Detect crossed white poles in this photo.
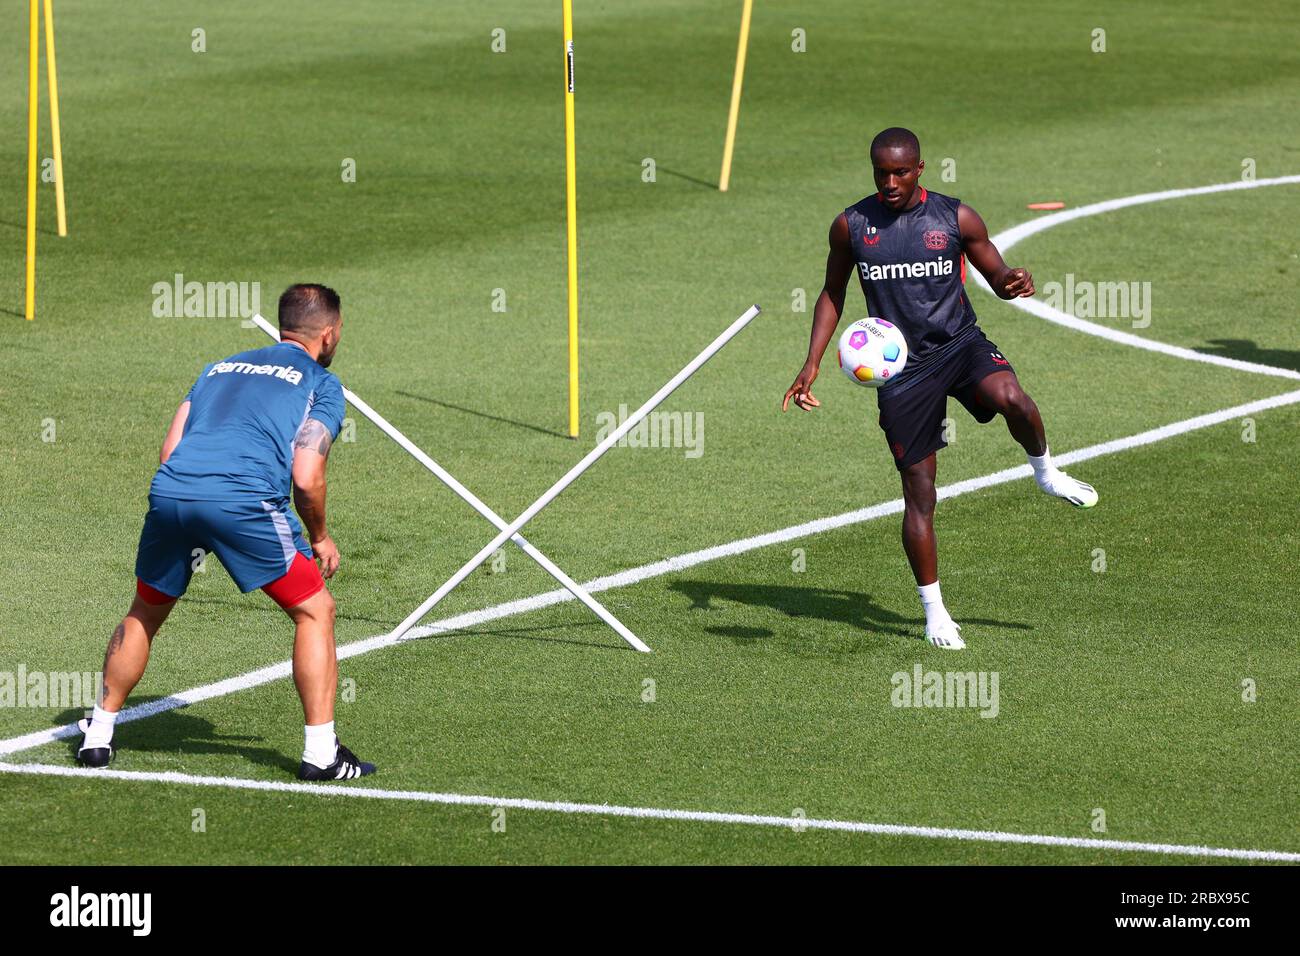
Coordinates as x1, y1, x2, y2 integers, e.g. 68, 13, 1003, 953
252, 305, 761, 653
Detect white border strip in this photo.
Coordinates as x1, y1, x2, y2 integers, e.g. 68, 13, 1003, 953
4, 386, 1299, 758
1, 760, 1295, 862
970, 174, 1300, 381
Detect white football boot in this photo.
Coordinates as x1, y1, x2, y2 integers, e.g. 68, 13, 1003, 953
924, 618, 966, 650
1036, 469, 1099, 508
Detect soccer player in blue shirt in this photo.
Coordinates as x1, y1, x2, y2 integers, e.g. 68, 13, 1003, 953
78, 284, 375, 781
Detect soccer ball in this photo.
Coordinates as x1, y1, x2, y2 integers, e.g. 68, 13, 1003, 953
837, 317, 908, 388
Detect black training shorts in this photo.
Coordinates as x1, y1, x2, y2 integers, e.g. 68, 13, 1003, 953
876, 326, 1015, 471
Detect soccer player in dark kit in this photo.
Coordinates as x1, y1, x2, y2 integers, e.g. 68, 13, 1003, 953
783, 128, 1097, 650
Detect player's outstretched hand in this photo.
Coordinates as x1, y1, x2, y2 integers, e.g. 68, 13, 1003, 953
312, 534, 340, 579
783, 363, 821, 412
1003, 267, 1035, 298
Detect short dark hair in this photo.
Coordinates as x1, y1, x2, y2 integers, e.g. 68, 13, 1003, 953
278, 283, 341, 335
870, 127, 921, 161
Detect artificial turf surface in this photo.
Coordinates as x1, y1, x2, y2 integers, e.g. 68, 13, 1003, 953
1, 0, 1297, 864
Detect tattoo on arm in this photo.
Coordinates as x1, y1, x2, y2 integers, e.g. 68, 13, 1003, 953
293, 419, 333, 457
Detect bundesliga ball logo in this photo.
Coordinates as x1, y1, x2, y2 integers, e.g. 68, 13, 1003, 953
837, 317, 909, 388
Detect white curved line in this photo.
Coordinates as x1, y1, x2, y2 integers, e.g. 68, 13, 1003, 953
7, 386, 1300, 760
969, 174, 1300, 381
5, 180, 1300, 862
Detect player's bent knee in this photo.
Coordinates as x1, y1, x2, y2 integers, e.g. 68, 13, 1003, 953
305, 588, 336, 622
900, 462, 935, 496
901, 486, 936, 519
1005, 388, 1036, 420
130, 581, 177, 630
282, 587, 334, 626
988, 384, 1029, 419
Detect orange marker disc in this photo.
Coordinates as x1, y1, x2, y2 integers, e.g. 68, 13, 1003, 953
1027, 201, 1066, 210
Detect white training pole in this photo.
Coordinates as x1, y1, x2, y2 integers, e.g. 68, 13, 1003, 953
250, 314, 651, 653
388, 304, 762, 643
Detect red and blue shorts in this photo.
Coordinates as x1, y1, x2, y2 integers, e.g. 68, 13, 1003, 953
134, 494, 324, 609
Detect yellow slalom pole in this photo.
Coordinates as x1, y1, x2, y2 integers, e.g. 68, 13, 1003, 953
44, 0, 67, 237
718, 0, 753, 193
562, 0, 579, 438
25, 0, 40, 320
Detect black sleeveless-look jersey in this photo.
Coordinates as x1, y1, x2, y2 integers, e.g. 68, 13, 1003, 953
842, 188, 980, 393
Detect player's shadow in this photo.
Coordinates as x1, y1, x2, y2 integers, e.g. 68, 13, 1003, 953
395, 391, 570, 440
181, 594, 395, 628
669, 580, 1031, 646
180, 600, 626, 651
1198, 339, 1300, 373
54, 699, 297, 775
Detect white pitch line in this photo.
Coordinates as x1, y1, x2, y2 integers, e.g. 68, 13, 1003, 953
4, 385, 1299, 759
1, 760, 1295, 863
4, 175, 1299, 862
970, 174, 1300, 381
3, 176, 1297, 763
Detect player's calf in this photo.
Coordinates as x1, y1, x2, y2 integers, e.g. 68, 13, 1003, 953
274, 577, 377, 781
898, 458, 965, 649
78, 586, 176, 767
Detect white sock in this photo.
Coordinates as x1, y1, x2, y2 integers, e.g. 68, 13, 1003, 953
84, 704, 118, 749
303, 721, 338, 768
1027, 446, 1056, 481
917, 581, 953, 629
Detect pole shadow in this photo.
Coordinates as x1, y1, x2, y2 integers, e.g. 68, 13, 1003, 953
395, 391, 569, 440
646, 163, 718, 190
0, 218, 60, 237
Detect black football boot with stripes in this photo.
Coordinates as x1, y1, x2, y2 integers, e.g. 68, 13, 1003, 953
75, 717, 115, 768
297, 738, 376, 781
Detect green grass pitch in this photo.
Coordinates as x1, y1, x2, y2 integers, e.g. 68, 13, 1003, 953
1, 0, 1298, 864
